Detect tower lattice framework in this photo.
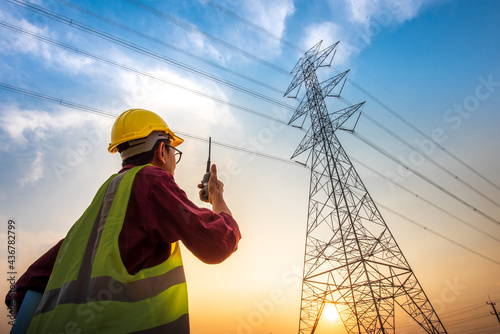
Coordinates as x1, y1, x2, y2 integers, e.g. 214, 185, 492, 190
285, 42, 447, 334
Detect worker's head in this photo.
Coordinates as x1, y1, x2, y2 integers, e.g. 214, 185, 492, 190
108, 108, 183, 173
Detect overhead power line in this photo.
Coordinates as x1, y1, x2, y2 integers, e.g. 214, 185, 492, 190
350, 155, 500, 243
5, 14, 497, 244
0, 83, 297, 166
0, 83, 116, 118
337, 95, 500, 212
440, 301, 492, 319
0, 21, 290, 125
59, 0, 500, 223
123, 0, 291, 76
353, 131, 500, 226
375, 202, 499, 266
203, 0, 304, 54
52, 0, 284, 95
487, 295, 500, 325
343, 75, 500, 194
397, 299, 500, 333
11, 0, 497, 221
6, 0, 295, 111
5, 0, 500, 326
359, 111, 500, 210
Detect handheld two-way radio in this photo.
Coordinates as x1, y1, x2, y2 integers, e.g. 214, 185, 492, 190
201, 137, 211, 201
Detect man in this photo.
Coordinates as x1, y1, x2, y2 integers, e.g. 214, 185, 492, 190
5, 108, 241, 333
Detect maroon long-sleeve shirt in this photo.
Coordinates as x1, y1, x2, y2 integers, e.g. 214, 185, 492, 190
5, 165, 241, 312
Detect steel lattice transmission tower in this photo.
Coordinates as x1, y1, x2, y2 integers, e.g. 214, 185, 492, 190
285, 41, 447, 334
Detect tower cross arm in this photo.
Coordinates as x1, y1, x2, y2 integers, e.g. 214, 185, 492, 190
329, 102, 365, 132
290, 126, 318, 160
321, 70, 349, 98
288, 95, 312, 126
284, 41, 340, 98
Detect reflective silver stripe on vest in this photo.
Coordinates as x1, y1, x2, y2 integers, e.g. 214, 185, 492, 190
78, 172, 126, 284
35, 170, 186, 315
35, 265, 185, 314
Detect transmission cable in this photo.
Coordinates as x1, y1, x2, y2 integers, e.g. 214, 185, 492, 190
203, 0, 500, 232
0, 83, 297, 166
5, 6, 499, 326
438, 303, 491, 326
337, 95, 500, 210
203, 0, 304, 54
343, 75, 500, 193
352, 131, 500, 226
359, 110, 500, 209
350, 155, 500, 243
443, 313, 490, 327
441, 301, 494, 316
0, 83, 116, 118
0, 21, 290, 126
119, 0, 500, 223
374, 201, 499, 266
452, 325, 500, 334
123, 0, 291, 76
52, 0, 284, 95
5, 12, 499, 248
6, 0, 295, 111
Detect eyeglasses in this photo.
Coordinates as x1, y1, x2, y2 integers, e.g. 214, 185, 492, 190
165, 143, 183, 164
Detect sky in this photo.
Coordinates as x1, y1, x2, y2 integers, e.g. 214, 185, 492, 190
0, 0, 499, 333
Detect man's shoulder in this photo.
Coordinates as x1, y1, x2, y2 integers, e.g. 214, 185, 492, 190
127, 165, 175, 184
121, 164, 171, 177
129, 165, 184, 201
139, 165, 168, 175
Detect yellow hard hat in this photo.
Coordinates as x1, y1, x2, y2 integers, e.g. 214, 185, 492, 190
108, 108, 183, 154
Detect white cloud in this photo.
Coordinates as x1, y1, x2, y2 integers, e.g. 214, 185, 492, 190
19, 150, 44, 187
0, 17, 50, 54
0, 14, 94, 75
195, 0, 295, 61
0, 105, 90, 149
0, 105, 107, 186
302, 0, 444, 66
115, 67, 239, 135
346, 0, 429, 26
244, 0, 295, 39
239, 0, 295, 58
303, 22, 359, 67
185, 32, 225, 63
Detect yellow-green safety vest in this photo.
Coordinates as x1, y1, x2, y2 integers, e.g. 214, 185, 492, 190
28, 165, 189, 333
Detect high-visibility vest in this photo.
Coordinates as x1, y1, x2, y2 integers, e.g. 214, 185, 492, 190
28, 165, 189, 333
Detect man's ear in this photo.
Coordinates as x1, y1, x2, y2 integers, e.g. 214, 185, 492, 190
152, 142, 165, 165
158, 142, 167, 164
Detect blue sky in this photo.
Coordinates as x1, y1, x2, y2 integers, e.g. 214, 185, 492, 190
1, 0, 500, 333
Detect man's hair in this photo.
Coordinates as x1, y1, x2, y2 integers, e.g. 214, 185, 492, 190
118, 138, 170, 167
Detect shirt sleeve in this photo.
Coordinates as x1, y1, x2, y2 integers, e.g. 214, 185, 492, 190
5, 239, 63, 314
146, 170, 241, 264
